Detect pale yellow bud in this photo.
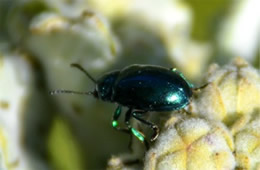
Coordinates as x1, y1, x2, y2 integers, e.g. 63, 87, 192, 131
234, 112, 260, 170
144, 115, 235, 170
189, 57, 260, 134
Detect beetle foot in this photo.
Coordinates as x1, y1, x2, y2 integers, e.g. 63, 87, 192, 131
150, 125, 159, 142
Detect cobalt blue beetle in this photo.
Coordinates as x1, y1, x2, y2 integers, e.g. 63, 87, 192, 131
50, 64, 205, 149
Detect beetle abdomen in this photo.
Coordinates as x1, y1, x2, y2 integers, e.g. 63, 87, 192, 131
113, 65, 192, 111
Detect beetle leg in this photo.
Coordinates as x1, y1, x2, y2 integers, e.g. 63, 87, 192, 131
132, 111, 159, 142
112, 105, 130, 134
192, 82, 210, 92
112, 106, 137, 151
125, 109, 150, 150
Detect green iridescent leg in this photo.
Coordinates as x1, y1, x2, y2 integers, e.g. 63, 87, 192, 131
132, 111, 159, 142
125, 109, 149, 150
112, 106, 130, 134
112, 106, 136, 151
112, 105, 121, 128
112, 106, 149, 149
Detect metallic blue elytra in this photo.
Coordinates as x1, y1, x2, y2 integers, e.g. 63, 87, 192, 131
50, 64, 196, 149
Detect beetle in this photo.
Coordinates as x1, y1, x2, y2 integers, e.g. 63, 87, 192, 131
50, 64, 205, 149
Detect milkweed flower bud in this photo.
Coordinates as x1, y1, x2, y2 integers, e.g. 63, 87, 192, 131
234, 112, 260, 170
0, 52, 45, 170
144, 115, 235, 170
28, 10, 120, 70
189, 57, 260, 134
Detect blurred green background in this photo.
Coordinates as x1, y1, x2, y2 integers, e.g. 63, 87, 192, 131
0, 0, 259, 169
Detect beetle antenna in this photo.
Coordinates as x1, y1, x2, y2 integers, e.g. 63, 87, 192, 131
49, 89, 94, 96
71, 63, 97, 84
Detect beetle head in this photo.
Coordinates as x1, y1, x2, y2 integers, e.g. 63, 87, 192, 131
96, 71, 120, 101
